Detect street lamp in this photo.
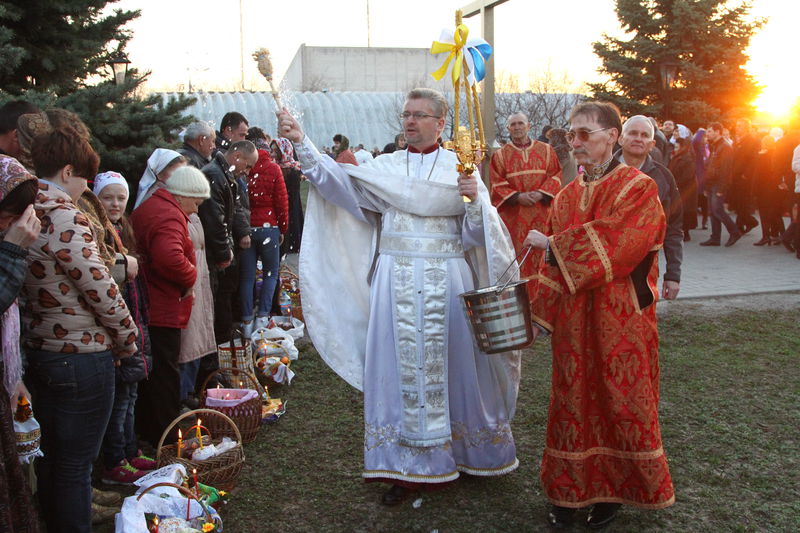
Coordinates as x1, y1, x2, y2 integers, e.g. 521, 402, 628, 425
109, 53, 131, 85
659, 59, 680, 119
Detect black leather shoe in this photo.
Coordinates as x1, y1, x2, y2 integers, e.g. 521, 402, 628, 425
586, 503, 621, 529
381, 484, 412, 506
699, 239, 720, 246
546, 505, 576, 529
724, 232, 743, 247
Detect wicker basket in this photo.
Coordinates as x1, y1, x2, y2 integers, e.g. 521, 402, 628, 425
156, 409, 245, 492
279, 263, 303, 322
217, 333, 255, 382
136, 482, 216, 524
200, 368, 263, 444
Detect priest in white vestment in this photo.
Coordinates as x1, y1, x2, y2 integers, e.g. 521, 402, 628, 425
278, 88, 522, 505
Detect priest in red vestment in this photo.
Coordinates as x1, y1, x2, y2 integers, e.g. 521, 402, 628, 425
490, 112, 561, 299
524, 102, 675, 530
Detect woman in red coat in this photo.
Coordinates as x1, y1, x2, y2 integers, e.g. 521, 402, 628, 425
130, 166, 209, 446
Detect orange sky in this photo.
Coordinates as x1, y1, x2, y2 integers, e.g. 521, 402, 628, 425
114, 0, 799, 121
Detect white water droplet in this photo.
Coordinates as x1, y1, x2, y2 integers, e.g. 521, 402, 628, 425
263, 237, 271, 244
412, 497, 423, 509
229, 165, 236, 172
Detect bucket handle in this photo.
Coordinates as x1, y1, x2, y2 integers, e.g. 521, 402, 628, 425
495, 246, 534, 293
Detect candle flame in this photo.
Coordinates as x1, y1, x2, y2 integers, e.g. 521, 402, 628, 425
178, 429, 182, 438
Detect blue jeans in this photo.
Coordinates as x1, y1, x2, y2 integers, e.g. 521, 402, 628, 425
709, 185, 740, 241
239, 226, 281, 321
25, 349, 115, 533
101, 374, 138, 468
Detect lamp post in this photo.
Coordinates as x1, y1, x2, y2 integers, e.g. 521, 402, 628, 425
109, 54, 131, 85
659, 59, 679, 120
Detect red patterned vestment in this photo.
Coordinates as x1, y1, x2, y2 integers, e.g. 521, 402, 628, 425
490, 141, 561, 294
530, 164, 675, 509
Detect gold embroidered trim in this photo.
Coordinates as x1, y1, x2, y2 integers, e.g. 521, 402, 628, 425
537, 275, 564, 295
545, 445, 666, 461
613, 174, 648, 211
532, 313, 554, 333
585, 223, 613, 284
548, 494, 676, 510
627, 277, 642, 315
457, 458, 519, 476
498, 190, 517, 207
363, 469, 459, 481
492, 180, 510, 188
507, 169, 545, 178
549, 236, 576, 295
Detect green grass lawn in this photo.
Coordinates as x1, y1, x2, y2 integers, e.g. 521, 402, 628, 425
210, 301, 799, 532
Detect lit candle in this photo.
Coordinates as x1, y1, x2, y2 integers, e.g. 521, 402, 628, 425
153, 516, 159, 533
177, 429, 182, 459
193, 468, 199, 498
196, 418, 202, 449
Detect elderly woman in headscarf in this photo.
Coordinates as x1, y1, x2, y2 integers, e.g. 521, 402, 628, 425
133, 148, 186, 208
332, 133, 358, 165
0, 156, 41, 533
270, 137, 305, 254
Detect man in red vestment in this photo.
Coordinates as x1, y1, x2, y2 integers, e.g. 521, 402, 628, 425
524, 102, 675, 529
490, 112, 561, 295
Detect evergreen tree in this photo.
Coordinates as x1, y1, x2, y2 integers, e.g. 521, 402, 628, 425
0, 0, 195, 188
0, 4, 24, 77
0, 0, 138, 94
589, 0, 763, 128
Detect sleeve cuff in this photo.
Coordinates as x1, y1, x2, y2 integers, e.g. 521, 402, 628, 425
292, 135, 322, 171
0, 241, 28, 259
464, 196, 483, 225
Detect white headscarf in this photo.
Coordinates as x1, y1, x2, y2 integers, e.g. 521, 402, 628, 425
93, 171, 129, 196
134, 148, 183, 208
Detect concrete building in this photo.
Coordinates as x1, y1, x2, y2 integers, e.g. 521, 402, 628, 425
282, 44, 450, 93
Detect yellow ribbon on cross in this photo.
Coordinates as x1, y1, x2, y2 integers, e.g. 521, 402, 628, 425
430, 23, 470, 85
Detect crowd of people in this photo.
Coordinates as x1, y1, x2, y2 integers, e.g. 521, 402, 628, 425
0, 101, 306, 532
0, 88, 799, 533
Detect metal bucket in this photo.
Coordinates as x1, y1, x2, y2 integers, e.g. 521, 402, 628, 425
460, 247, 534, 354
461, 280, 532, 354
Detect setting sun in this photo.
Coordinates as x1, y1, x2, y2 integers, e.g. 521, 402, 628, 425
746, 1, 800, 123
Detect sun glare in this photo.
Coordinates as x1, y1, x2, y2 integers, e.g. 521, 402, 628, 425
746, 2, 800, 123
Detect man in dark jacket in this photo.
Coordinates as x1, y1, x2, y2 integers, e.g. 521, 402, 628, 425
179, 121, 216, 169
200, 140, 256, 343
616, 115, 683, 299
215, 112, 249, 154
701, 122, 742, 247
731, 118, 760, 233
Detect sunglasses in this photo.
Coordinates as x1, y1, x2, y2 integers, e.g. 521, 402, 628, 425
565, 127, 611, 143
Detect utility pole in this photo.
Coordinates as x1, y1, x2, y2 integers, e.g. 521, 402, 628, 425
239, 0, 245, 90
367, 0, 371, 47
461, 0, 509, 150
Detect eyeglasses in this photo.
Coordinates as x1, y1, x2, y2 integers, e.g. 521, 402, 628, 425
565, 127, 611, 143
399, 112, 441, 121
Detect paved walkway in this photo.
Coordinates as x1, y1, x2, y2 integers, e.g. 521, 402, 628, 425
659, 219, 799, 300
285, 218, 799, 302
